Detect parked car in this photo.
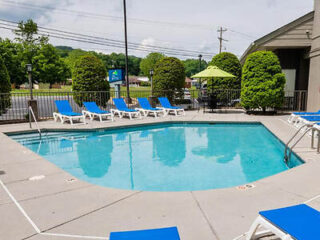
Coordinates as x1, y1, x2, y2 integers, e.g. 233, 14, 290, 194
183, 89, 191, 100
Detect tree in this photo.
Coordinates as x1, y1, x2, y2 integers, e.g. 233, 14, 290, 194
0, 56, 12, 114
55, 46, 74, 58
208, 52, 242, 90
14, 19, 48, 64
0, 38, 25, 86
72, 55, 110, 106
128, 55, 141, 76
140, 52, 164, 78
153, 57, 185, 100
64, 49, 89, 75
241, 51, 286, 112
33, 44, 70, 84
183, 58, 207, 78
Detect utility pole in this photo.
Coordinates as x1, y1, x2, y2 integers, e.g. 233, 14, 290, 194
123, 0, 131, 103
217, 27, 228, 54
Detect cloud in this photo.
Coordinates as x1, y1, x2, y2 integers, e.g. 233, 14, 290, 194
0, 0, 315, 59
0, 0, 72, 22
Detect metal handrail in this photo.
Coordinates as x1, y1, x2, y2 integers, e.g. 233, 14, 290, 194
28, 106, 41, 139
284, 124, 320, 164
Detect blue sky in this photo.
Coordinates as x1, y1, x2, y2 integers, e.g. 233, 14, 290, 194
0, 0, 314, 60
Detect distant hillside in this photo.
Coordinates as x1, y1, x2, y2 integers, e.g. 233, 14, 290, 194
55, 46, 74, 57
55, 46, 74, 51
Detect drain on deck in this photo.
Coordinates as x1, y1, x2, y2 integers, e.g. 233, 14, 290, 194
236, 184, 255, 190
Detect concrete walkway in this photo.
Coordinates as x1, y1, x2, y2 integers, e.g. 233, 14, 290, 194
1, 111, 320, 240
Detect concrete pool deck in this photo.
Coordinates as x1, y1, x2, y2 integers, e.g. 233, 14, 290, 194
1, 111, 320, 240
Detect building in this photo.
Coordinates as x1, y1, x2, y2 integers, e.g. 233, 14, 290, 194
241, 0, 320, 111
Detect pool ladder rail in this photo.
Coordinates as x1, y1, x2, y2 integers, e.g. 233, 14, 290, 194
28, 106, 42, 139
284, 123, 320, 164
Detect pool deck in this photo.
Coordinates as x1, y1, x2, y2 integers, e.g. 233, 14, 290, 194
1, 111, 320, 240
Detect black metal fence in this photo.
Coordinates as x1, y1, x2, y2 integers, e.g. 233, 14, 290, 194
281, 90, 308, 111
0, 89, 308, 123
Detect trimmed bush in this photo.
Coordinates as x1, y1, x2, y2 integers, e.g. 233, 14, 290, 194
208, 52, 242, 89
207, 52, 242, 105
0, 56, 11, 114
72, 55, 110, 106
153, 57, 185, 101
241, 51, 286, 112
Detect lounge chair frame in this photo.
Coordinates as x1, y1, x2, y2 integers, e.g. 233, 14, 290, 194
160, 107, 185, 116
246, 215, 294, 240
135, 108, 165, 118
111, 109, 142, 120
158, 97, 185, 116
82, 110, 114, 122
294, 116, 320, 129
53, 112, 86, 125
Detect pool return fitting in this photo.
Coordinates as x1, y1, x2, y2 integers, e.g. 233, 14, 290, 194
284, 123, 320, 164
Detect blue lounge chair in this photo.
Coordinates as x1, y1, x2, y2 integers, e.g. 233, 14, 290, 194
110, 227, 180, 240
136, 97, 165, 118
53, 100, 85, 125
111, 98, 141, 120
158, 97, 185, 116
247, 204, 320, 240
82, 102, 113, 122
288, 110, 320, 123
294, 115, 320, 128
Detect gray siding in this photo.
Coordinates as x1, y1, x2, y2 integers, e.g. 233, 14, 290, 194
265, 18, 314, 47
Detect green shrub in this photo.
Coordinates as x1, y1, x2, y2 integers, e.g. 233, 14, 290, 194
241, 51, 286, 112
153, 57, 185, 101
72, 55, 110, 106
0, 56, 11, 114
208, 52, 242, 105
208, 52, 242, 89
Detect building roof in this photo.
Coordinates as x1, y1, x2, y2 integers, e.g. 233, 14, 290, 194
240, 11, 314, 63
185, 77, 192, 83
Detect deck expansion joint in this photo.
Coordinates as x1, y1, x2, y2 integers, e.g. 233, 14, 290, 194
42, 191, 143, 233
190, 191, 221, 240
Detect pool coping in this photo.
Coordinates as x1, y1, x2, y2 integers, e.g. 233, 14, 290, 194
3, 119, 306, 166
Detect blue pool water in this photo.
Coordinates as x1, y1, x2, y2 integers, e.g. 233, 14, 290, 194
9, 123, 303, 191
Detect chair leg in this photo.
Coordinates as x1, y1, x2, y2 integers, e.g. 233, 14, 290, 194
246, 217, 261, 240
99, 115, 103, 122
129, 113, 132, 120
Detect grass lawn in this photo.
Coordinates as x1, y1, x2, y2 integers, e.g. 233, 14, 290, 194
10, 86, 152, 98
11, 85, 72, 93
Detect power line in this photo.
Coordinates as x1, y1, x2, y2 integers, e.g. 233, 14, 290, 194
0, 0, 258, 40
0, 0, 212, 30
0, 23, 213, 58
0, 19, 215, 57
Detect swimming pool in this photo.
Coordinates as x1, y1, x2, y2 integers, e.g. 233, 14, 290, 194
9, 122, 303, 191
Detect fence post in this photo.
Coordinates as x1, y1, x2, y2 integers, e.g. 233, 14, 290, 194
28, 99, 38, 121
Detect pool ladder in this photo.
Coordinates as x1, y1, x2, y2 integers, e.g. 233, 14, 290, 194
28, 106, 42, 139
284, 123, 320, 164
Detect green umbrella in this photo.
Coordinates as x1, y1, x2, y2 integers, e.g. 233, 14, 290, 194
191, 66, 235, 79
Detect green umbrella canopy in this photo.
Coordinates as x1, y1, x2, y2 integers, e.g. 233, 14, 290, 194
191, 66, 235, 79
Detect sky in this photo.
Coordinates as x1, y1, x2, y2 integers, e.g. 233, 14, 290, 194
0, 0, 315, 60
